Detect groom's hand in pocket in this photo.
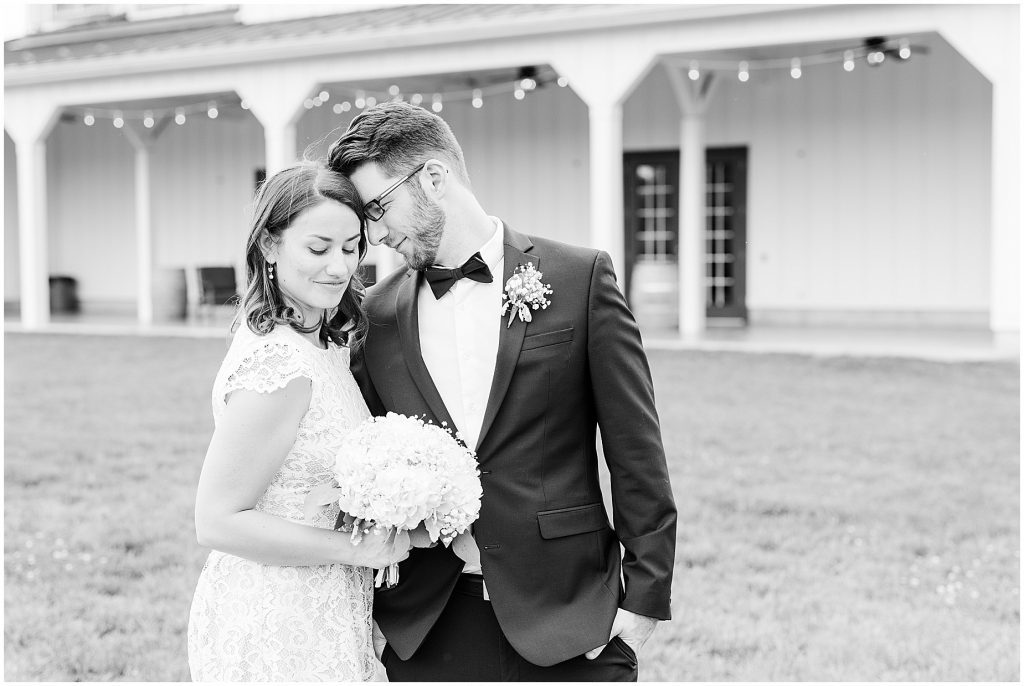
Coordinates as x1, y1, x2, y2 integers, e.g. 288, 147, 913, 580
584, 608, 659, 660
371, 620, 387, 661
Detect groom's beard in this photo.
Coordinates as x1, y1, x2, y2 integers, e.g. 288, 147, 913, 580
404, 188, 445, 271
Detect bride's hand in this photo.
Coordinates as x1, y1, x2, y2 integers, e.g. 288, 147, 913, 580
352, 527, 412, 569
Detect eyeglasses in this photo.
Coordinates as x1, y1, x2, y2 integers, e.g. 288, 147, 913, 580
362, 162, 426, 221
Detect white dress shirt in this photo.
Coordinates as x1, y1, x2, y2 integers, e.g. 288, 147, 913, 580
417, 217, 504, 577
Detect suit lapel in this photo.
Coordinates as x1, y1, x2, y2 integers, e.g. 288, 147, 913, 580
476, 225, 536, 451
395, 269, 459, 433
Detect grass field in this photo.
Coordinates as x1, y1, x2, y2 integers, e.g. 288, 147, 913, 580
3, 332, 1020, 681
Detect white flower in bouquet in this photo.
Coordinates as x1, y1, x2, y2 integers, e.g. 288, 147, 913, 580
323, 412, 482, 586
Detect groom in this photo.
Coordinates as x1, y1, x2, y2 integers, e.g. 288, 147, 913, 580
328, 102, 676, 681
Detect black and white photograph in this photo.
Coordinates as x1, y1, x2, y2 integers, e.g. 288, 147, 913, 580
3, 1, 1020, 681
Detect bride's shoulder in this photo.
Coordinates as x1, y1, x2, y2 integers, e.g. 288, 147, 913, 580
217, 324, 311, 382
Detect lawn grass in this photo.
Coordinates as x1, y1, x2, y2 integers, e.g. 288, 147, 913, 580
4, 333, 1019, 681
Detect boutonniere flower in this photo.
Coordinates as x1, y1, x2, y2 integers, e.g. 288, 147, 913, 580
501, 262, 553, 328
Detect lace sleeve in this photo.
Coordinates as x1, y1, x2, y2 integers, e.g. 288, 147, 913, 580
219, 339, 312, 404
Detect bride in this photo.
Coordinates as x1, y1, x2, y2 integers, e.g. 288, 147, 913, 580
187, 161, 410, 681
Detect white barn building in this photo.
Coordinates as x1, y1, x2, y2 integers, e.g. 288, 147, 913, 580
4, 3, 1019, 340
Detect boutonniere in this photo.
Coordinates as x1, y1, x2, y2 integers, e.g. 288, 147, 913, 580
501, 262, 553, 328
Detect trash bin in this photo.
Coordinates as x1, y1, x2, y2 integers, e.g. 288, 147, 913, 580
152, 267, 188, 321
49, 275, 80, 314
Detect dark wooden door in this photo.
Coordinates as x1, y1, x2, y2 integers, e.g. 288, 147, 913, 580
704, 147, 748, 321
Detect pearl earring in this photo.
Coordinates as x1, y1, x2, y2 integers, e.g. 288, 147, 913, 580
267, 263, 275, 280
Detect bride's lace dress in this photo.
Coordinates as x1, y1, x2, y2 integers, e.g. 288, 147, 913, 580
187, 324, 378, 681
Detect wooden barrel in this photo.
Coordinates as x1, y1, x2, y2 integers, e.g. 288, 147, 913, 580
152, 267, 187, 321
628, 261, 679, 331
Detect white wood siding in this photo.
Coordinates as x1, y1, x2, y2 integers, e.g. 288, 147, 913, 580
297, 82, 591, 248
48, 120, 136, 304
624, 34, 991, 316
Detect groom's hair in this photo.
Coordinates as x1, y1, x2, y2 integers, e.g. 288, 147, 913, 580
327, 101, 471, 188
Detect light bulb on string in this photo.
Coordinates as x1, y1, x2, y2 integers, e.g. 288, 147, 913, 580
898, 39, 911, 60
472, 88, 483, 109
365, 96, 377, 108
83, 112, 95, 126
303, 98, 314, 109
867, 50, 885, 66
340, 101, 352, 112
332, 103, 343, 114
175, 109, 186, 125
790, 57, 801, 79
556, 76, 568, 87
240, 99, 249, 110
411, 93, 424, 106
113, 111, 124, 129
354, 91, 366, 109
513, 87, 526, 100
388, 85, 400, 97
431, 94, 443, 113
520, 77, 537, 91
319, 90, 330, 101
738, 61, 749, 82
207, 103, 219, 118
688, 60, 700, 81
143, 111, 155, 128
312, 97, 323, 107
843, 50, 855, 72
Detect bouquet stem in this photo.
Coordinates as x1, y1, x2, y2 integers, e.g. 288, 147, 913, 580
374, 563, 400, 589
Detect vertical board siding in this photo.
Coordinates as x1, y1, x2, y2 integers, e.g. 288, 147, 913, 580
624, 34, 992, 314
48, 120, 136, 302
297, 81, 591, 247
5, 131, 20, 299
150, 112, 265, 271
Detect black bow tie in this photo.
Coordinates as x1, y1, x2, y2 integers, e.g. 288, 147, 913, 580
423, 252, 494, 299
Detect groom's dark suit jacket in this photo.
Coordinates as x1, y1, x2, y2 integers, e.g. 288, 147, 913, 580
351, 224, 676, 667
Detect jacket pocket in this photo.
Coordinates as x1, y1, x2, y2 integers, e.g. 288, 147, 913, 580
536, 502, 609, 539
522, 327, 574, 351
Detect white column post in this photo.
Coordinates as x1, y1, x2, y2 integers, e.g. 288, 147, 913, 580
664, 61, 719, 338
936, 8, 1020, 337
8, 101, 61, 329
123, 119, 170, 325
586, 98, 626, 278
987, 60, 1020, 337
13, 136, 50, 328
235, 79, 314, 175
550, 48, 656, 292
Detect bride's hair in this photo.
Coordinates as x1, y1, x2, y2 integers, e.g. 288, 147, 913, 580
234, 161, 369, 350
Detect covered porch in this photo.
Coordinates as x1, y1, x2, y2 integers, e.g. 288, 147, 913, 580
5, 4, 1019, 341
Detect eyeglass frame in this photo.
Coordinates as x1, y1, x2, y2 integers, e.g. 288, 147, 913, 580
361, 162, 426, 221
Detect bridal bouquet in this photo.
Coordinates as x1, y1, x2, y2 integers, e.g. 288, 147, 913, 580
320, 412, 482, 588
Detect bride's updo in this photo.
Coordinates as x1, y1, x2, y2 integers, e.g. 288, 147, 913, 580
235, 161, 369, 350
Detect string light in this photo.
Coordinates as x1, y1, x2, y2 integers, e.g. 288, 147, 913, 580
557, 76, 568, 87
207, 103, 218, 119
411, 93, 424, 105
365, 96, 377, 108
388, 85, 400, 97
513, 87, 525, 100
303, 98, 314, 109
319, 90, 330, 101
472, 88, 483, 109
143, 111, 155, 128
83, 112, 95, 126
431, 93, 443, 113
738, 61, 749, 82
112, 111, 124, 128
354, 91, 366, 109
240, 99, 249, 110
175, 108, 186, 125
674, 36, 917, 78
